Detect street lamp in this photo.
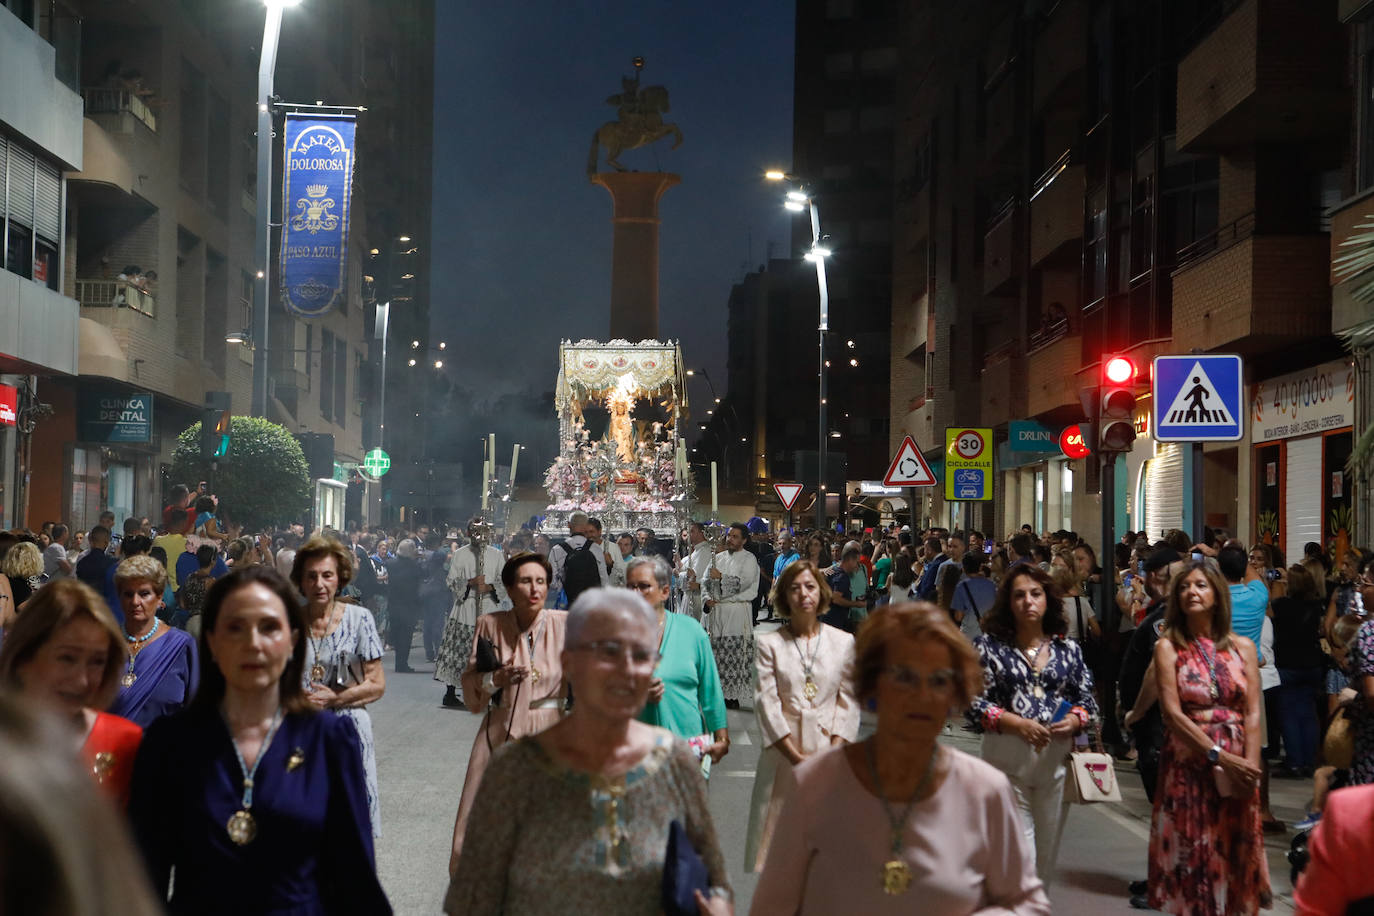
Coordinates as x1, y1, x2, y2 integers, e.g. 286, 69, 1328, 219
767, 169, 831, 531
252, 0, 304, 418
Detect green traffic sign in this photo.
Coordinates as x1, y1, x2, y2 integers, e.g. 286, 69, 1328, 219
363, 447, 391, 476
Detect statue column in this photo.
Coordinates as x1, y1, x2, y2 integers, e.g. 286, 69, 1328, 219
590, 171, 680, 342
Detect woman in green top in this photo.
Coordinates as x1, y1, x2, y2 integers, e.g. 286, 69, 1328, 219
872, 537, 895, 605
626, 555, 730, 765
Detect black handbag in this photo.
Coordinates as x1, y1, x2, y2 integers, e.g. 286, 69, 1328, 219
662, 819, 710, 916
474, 635, 501, 673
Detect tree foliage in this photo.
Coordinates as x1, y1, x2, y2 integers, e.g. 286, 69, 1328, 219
170, 416, 311, 531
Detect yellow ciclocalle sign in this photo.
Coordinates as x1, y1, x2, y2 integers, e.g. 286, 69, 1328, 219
944, 427, 992, 502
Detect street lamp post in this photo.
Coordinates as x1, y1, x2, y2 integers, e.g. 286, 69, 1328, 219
769, 171, 831, 531
252, 0, 302, 418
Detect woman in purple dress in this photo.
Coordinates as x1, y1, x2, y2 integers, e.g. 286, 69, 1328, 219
107, 555, 198, 728
129, 565, 389, 915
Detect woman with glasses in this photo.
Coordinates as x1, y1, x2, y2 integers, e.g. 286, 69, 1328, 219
967, 564, 1097, 885
751, 603, 1048, 915
626, 555, 729, 761
745, 560, 859, 873
448, 552, 569, 877
445, 587, 732, 916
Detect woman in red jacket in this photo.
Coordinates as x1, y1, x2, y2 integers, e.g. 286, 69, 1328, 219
0, 578, 142, 806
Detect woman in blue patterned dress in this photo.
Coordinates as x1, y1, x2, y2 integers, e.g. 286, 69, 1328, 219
968, 563, 1097, 885
292, 536, 387, 838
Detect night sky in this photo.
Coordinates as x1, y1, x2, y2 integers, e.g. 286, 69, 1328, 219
428, 2, 795, 412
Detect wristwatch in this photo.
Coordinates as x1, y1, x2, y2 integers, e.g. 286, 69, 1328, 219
1206, 744, 1221, 764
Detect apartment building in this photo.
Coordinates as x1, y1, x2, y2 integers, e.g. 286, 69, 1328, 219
1328, 0, 1374, 549
890, 0, 1353, 555
0, 0, 83, 529
12, 0, 432, 532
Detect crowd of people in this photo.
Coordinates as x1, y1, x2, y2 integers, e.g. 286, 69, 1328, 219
5, 482, 1374, 914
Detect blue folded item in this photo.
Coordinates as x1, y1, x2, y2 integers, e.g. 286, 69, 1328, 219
662, 819, 709, 916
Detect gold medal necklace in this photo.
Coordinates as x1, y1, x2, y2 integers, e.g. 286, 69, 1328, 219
865, 738, 940, 895
787, 622, 823, 700
308, 602, 336, 684
224, 708, 284, 845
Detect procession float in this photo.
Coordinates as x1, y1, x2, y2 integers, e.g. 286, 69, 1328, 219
541, 338, 696, 534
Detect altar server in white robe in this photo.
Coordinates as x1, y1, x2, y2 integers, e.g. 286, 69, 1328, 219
435, 518, 508, 707
679, 521, 714, 622
705, 522, 760, 705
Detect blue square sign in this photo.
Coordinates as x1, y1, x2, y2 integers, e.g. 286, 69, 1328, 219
1152, 354, 1244, 442
953, 467, 985, 499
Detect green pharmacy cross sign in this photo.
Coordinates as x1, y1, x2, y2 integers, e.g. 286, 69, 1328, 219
363, 448, 391, 477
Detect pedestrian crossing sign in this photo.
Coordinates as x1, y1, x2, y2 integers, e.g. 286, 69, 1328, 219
1152, 354, 1244, 442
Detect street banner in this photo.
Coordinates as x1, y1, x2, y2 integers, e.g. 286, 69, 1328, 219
280, 113, 356, 318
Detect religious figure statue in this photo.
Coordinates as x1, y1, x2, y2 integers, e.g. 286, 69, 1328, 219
607, 391, 637, 464
587, 57, 684, 175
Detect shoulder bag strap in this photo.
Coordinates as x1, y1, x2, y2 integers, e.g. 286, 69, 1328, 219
1074, 596, 1084, 636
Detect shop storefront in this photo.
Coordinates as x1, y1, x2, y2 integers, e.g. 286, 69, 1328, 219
999, 420, 1087, 537
1251, 359, 1356, 559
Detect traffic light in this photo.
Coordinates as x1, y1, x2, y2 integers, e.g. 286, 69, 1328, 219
1099, 355, 1138, 452
200, 392, 232, 461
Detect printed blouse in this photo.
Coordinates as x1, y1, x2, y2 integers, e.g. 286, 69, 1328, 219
967, 633, 1098, 734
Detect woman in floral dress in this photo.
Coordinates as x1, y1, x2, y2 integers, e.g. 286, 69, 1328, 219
1149, 561, 1270, 914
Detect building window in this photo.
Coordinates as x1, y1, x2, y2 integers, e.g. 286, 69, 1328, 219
0, 132, 62, 283
824, 52, 854, 78
320, 329, 333, 419
859, 106, 894, 133
1160, 136, 1219, 262
334, 337, 347, 429
860, 47, 898, 73
1358, 20, 1374, 192
824, 110, 854, 135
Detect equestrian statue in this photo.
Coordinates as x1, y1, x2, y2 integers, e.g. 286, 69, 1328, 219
587, 57, 684, 175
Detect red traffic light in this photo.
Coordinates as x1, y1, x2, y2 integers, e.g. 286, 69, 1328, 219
1104, 356, 1136, 384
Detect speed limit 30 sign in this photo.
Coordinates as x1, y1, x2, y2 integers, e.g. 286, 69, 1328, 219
945, 428, 992, 501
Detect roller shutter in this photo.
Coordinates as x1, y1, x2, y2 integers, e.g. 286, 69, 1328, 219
1284, 436, 1322, 559
34, 160, 60, 242
6, 143, 34, 228
1143, 443, 1184, 539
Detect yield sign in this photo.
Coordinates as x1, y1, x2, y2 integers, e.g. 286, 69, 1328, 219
773, 483, 804, 511
883, 436, 937, 487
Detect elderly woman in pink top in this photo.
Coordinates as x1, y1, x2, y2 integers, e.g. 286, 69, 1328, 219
751, 602, 1049, 915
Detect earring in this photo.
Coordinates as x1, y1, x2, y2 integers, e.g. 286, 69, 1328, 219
865, 696, 877, 712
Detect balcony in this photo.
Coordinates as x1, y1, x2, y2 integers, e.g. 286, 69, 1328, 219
980, 342, 1027, 428
1032, 0, 1087, 113
1328, 190, 1374, 334
1172, 217, 1331, 352
74, 278, 155, 317
983, 197, 1018, 294
1175, 0, 1345, 152
81, 88, 157, 134
1026, 331, 1083, 417
1029, 154, 1083, 267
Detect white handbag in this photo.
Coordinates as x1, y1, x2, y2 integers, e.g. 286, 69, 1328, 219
1065, 751, 1121, 803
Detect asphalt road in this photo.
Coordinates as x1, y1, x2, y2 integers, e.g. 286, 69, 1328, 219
370, 624, 1305, 915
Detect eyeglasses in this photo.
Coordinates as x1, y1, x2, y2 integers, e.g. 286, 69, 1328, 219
628, 581, 663, 593
882, 666, 958, 694
572, 640, 661, 668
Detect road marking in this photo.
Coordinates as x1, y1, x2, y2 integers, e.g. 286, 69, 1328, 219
1087, 799, 1151, 843
733, 731, 752, 746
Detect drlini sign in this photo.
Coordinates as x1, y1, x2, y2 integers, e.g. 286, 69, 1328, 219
1059, 425, 1091, 459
